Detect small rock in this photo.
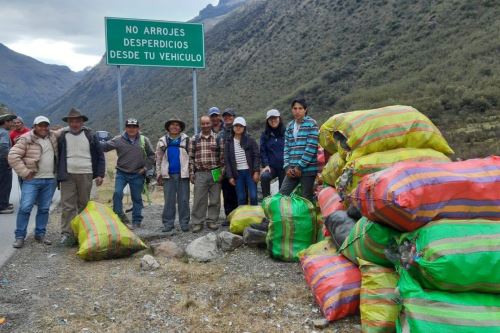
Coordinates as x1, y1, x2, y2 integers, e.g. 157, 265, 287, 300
152, 241, 185, 258
140, 255, 160, 271
218, 231, 243, 251
186, 233, 221, 262
242, 227, 267, 247
312, 318, 329, 329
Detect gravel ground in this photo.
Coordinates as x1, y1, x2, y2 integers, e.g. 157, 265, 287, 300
0, 204, 360, 333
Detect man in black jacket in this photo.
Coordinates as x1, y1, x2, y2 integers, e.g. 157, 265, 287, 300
57, 108, 105, 245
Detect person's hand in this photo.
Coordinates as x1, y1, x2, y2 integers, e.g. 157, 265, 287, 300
286, 167, 295, 178
229, 178, 236, 186
190, 175, 195, 184
261, 166, 271, 174
25, 171, 35, 180
95, 176, 104, 186
253, 172, 260, 183
293, 167, 302, 177
138, 167, 146, 175
157, 176, 163, 186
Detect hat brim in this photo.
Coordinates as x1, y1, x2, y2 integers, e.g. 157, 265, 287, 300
164, 120, 186, 132
62, 115, 89, 122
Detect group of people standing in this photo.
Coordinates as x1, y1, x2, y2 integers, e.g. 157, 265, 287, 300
0, 97, 318, 248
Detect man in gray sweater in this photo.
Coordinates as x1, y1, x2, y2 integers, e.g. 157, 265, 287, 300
101, 118, 155, 229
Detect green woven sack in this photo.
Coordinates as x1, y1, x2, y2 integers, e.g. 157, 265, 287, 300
340, 217, 399, 267
397, 269, 500, 333
263, 193, 319, 262
398, 219, 500, 293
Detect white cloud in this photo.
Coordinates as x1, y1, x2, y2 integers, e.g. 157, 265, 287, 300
0, 0, 218, 71
6, 39, 102, 71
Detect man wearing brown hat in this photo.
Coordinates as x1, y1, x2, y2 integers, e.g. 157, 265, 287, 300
101, 118, 155, 229
0, 113, 16, 214
57, 108, 105, 245
156, 117, 190, 234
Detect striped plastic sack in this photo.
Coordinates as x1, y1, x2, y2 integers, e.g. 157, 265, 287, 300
359, 259, 399, 333
339, 217, 400, 267
397, 269, 500, 333
398, 219, 500, 293
336, 148, 450, 198
71, 201, 147, 261
301, 254, 361, 321
298, 237, 337, 259
228, 205, 266, 235
319, 113, 343, 154
332, 105, 454, 161
317, 186, 345, 218
263, 193, 319, 262
350, 156, 500, 231
322, 153, 346, 186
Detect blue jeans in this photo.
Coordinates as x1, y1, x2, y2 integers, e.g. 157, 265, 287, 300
15, 178, 56, 239
235, 169, 258, 205
113, 169, 144, 225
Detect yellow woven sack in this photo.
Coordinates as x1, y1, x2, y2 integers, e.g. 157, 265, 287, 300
319, 114, 341, 154
337, 148, 451, 195
298, 237, 337, 259
321, 153, 346, 186
359, 259, 399, 333
71, 201, 147, 261
228, 205, 266, 235
334, 105, 454, 160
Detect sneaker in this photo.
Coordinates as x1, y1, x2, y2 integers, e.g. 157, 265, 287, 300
181, 226, 190, 232
0, 208, 14, 214
207, 222, 219, 231
161, 226, 174, 233
60, 234, 76, 247
118, 214, 131, 225
192, 224, 203, 233
35, 235, 52, 245
13, 239, 24, 248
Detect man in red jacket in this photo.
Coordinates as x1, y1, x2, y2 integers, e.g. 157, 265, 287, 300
9, 116, 30, 145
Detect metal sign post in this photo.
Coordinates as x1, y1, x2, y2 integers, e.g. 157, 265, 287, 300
105, 17, 205, 135
192, 69, 198, 134
116, 65, 124, 132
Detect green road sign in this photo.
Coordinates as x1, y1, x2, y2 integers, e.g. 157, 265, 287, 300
105, 17, 205, 68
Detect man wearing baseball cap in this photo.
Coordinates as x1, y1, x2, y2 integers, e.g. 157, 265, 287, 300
8, 116, 58, 248
217, 108, 238, 225
208, 107, 223, 134
57, 107, 105, 246
0, 113, 16, 214
101, 118, 155, 229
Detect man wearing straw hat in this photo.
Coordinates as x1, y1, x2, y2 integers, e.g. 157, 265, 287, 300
57, 108, 105, 246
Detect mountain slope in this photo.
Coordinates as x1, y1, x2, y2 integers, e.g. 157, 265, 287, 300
44, 0, 500, 158
0, 43, 82, 120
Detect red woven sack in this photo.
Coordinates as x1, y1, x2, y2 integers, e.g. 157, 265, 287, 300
349, 156, 500, 231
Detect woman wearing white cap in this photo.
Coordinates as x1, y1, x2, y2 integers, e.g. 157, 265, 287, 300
224, 117, 260, 205
259, 109, 285, 198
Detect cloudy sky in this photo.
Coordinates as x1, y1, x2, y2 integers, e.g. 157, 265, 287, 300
0, 0, 217, 71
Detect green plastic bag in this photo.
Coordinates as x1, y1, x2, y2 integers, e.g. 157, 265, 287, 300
339, 217, 400, 267
397, 269, 500, 333
263, 193, 319, 262
398, 219, 500, 293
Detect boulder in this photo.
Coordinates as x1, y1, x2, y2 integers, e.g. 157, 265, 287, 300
218, 231, 243, 251
152, 241, 185, 258
186, 233, 221, 262
140, 255, 160, 271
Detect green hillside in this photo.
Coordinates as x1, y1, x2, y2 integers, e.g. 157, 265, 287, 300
44, 0, 500, 158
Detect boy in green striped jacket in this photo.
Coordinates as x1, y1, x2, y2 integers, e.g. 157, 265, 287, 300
279, 98, 319, 202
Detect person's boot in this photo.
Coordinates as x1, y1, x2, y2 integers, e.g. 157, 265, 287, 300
250, 218, 269, 232
13, 239, 24, 248
35, 235, 52, 245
